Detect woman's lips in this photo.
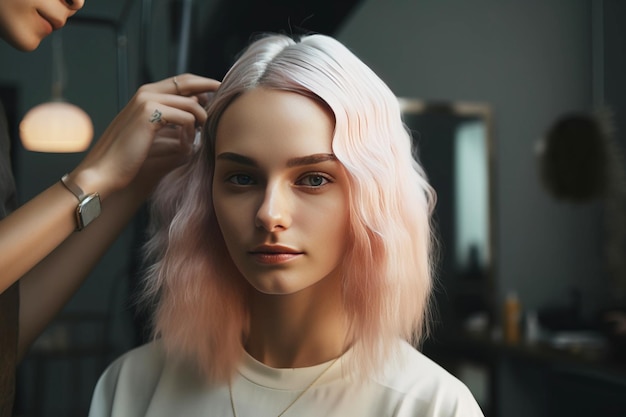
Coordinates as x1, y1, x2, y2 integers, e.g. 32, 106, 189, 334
37, 11, 64, 32
37, 13, 53, 35
249, 245, 303, 265
250, 252, 303, 264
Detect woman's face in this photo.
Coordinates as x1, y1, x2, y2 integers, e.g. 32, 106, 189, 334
213, 87, 350, 296
0, 0, 84, 51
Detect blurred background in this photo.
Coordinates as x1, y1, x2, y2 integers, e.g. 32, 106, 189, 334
1, 0, 625, 416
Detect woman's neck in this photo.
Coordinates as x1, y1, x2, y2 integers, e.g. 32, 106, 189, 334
244, 277, 349, 368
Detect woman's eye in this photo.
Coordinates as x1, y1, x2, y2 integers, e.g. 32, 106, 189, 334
227, 174, 255, 186
297, 174, 330, 187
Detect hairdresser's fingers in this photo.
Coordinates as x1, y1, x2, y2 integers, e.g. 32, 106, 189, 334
154, 123, 196, 155
135, 92, 207, 129
150, 127, 191, 158
149, 104, 199, 140
129, 135, 193, 193
171, 73, 221, 96
196, 92, 215, 110
143, 73, 220, 97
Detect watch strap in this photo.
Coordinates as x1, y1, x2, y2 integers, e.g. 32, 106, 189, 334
60, 174, 87, 201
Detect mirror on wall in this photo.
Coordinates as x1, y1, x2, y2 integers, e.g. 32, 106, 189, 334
400, 98, 496, 334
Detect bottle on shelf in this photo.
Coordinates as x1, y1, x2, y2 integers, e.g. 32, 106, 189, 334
503, 292, 521, 345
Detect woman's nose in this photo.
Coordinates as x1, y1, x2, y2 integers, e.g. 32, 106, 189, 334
255, 183, 293, 232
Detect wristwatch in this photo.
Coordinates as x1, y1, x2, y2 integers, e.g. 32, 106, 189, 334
60, 174, 102, 231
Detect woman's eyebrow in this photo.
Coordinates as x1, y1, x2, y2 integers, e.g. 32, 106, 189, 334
216, 152, 337, 167
216, 152, 257, 166
286, 153, 337, 167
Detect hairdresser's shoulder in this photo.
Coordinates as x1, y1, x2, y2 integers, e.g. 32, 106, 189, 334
374, 340, 485, 417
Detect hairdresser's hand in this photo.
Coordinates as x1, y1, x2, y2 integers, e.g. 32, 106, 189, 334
69, 73, 220, 199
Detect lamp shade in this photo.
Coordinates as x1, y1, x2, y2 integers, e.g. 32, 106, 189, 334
20, 101, 93, 153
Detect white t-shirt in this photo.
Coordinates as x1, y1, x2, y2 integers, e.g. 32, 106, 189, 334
88, 340, 484, 417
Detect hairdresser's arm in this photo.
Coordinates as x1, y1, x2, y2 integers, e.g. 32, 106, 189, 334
0, 74, 219, 359
16, 177, 149, 360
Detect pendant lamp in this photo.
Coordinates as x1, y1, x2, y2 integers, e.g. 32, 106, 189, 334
19, 32, 93, 153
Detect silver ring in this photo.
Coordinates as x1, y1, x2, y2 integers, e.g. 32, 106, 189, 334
173, 76, 181, 95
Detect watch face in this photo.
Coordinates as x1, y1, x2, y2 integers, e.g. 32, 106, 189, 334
77, 193, 102, 230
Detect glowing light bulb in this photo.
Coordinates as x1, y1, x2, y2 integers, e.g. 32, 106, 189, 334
20, 101, 93, 153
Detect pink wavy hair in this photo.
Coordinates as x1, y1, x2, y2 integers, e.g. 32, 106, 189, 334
141, 33, 437, 382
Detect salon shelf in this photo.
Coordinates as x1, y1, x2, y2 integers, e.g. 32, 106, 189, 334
432, 330, 626, 379
423, 330, 626, 417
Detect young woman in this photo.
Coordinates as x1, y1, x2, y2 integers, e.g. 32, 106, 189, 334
88, 33, 484, 417
0, 1, 219, 414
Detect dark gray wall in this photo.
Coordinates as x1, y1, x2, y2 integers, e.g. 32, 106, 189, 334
604, 0, 626, 154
